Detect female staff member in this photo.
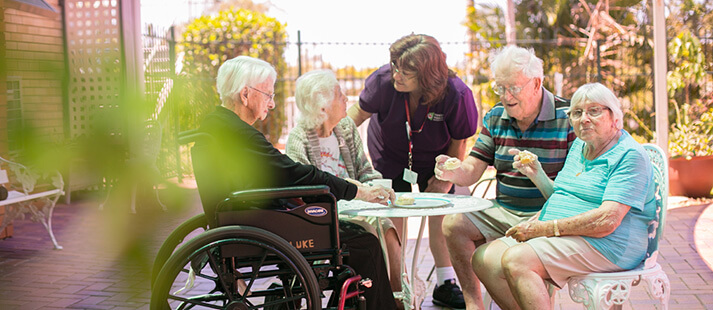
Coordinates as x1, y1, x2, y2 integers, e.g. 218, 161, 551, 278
348, 34, 478, 308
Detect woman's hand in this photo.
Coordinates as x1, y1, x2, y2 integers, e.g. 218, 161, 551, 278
355, 185, 395, 205
509, 148, 543, 180
505, 218, 548, 242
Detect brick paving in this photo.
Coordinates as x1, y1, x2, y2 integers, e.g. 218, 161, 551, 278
0, 182, 712, 309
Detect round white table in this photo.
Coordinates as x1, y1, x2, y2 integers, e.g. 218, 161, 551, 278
338, 193, 493, 310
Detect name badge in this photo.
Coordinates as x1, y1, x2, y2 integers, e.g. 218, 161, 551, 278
403, 168, 419, 184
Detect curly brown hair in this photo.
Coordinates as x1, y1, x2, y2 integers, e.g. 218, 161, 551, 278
389, 34, 455, 107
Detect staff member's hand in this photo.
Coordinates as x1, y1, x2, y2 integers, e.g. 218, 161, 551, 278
425, 176, 453, 193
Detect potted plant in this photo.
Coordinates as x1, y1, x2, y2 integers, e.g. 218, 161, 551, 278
667, 104, 713, 197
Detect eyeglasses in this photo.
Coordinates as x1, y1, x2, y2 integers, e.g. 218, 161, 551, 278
567, 106, 610, 121
492, 79, 534, 96
248, 86, 275, 101
391, 62, 416, 80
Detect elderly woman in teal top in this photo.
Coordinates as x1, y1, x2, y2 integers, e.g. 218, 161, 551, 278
286, 69, 403, 293
472, 82, 656, 309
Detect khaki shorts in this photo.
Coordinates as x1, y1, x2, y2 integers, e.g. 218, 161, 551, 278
465, 200, 539, 242
500, 236, 621, 288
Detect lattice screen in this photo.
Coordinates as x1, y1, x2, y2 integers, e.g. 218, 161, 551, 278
65, 0, 123, 139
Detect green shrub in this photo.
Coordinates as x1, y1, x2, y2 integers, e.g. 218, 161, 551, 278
179, 7, 287, 144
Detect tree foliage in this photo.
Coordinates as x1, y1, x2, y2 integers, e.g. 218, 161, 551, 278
179, 7, 287, 144
466, 2, 507, 113
466, 1, 641, 111
666, 31, 712, 157
464, 0, 712, 142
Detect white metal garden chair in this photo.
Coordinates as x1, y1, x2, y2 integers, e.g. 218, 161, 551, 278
567, 143, 671, 309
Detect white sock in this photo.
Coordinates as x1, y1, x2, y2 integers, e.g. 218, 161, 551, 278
436, 267, 457, 286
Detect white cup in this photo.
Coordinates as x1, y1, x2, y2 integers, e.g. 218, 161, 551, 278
367, 178, 392, 189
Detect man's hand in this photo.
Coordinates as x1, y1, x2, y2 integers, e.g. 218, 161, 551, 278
434, 155, 461, 182
355, 185, 395, 205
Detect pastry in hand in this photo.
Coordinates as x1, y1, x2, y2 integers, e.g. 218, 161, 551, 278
443, 157, 461, 170
518, 150, 536, 165
394, 194, 415, 205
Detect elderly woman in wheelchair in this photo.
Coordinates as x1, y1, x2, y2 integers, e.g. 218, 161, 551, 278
151, 56, 399, 309
471, 83, 657, 309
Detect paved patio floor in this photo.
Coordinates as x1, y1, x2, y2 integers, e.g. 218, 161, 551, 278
1, 181, 712, 309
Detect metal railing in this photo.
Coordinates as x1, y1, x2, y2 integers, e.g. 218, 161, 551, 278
142, 27, 713, 181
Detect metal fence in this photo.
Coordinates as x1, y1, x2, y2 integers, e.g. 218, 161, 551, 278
144, 27, 713, 180
142, 24, 181, 180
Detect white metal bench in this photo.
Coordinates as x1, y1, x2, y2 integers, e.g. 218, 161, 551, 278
0, 155, 65, 250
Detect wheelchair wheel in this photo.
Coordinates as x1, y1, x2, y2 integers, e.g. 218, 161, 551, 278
151, 225, 321, 310
151, 213, 209, 288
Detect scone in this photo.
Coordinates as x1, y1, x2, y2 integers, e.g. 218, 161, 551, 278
518, 150, 536, 164
443, 157, 461, 170
395, 194, 415, 205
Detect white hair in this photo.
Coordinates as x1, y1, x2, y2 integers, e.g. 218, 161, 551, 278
216, 56, 277, 109
294, 70, 339, 129
570, 82, 624, 129
489, 45, 544, 82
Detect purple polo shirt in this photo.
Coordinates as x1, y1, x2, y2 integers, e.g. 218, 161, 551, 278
359, 65, 478, 179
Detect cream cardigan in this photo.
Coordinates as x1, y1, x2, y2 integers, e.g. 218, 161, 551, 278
286, 117, 382, 183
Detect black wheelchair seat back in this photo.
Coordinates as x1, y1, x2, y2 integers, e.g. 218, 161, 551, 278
215, 186, 341, 256
188, 131, 346, 264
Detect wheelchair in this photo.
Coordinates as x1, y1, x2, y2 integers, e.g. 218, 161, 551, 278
150, 130, 370, 310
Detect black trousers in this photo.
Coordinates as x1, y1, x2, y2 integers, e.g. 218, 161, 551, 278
338, 221, 397, 310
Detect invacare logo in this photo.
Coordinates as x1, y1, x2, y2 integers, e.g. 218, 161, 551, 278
305, 206, 328, 217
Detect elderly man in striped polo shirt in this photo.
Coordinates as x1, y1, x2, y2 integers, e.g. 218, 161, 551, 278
434, 45, 576, 310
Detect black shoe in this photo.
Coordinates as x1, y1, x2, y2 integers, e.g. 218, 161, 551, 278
432, 279, 465, 309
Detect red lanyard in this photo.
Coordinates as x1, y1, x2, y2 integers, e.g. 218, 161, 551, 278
404, 98, 430, 170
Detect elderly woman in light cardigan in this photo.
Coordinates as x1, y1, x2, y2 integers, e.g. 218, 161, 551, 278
286, 69, 403, 292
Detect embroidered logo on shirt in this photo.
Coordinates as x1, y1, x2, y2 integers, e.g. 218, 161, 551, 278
428, 112, 444, 121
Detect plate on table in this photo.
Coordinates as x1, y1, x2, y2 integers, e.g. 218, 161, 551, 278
393, 197, 451, 208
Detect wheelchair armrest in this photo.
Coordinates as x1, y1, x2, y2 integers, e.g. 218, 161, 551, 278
227, 185, 330, 201
215, 185, 342, 254
217, 185, 332, 213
